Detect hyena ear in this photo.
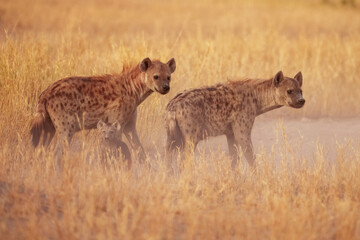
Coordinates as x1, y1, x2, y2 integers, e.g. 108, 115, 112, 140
273, 71, 284, 87
140, 58, 152, 72
112, 121, 121, 131
294, 72, 303, 87
167, 58, 176, 73
97, 120, 105, 130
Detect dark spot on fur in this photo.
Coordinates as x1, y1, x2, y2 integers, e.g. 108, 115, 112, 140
81, 78, 91, 82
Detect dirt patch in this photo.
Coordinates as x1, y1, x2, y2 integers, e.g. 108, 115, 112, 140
196, 117, 360, 162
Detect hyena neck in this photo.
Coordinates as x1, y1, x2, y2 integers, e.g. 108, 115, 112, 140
253, 79, 282, 116
131, 74, 153, 105
115, 65, 153, 105
137, 81, 154, 105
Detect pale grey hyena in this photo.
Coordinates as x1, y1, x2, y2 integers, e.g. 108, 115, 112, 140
165, 71, 305, 168
30, 57, 176, 168
97, 120, 131, 169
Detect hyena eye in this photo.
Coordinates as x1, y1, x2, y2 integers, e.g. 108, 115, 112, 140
300, 90, 303, 94
167, 76, 171, 81
153, 75, 159, 80
287, 90, 293, 94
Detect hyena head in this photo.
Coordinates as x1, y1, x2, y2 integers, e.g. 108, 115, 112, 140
97, 120, 121, 142
139, 57, 176, 94
273, 71, 305, 109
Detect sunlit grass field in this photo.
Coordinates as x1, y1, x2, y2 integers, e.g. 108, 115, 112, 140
0, 0, 360, 239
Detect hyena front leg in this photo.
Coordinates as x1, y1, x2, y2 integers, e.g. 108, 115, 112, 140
123, 111, 146, 162
232, 122, 256, 169
238, 135, 255, 168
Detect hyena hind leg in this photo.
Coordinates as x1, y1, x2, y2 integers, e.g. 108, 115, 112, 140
226, 131, 239, 169
53, 130, 75, 174
165, 119, 185, 173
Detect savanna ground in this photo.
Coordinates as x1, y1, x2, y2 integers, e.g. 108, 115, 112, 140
1, 0, 360, 239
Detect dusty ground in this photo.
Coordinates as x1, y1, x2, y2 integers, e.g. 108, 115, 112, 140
195, 117, 360, 164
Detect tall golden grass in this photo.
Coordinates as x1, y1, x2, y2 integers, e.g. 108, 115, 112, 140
0, 0, 360, 239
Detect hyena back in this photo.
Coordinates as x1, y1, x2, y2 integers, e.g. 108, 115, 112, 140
165, 71, 305, 168
30, 57, 176, 165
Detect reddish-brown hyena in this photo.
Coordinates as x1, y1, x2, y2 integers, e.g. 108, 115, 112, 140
165, 71, 305, 168
30, 57, 176, 167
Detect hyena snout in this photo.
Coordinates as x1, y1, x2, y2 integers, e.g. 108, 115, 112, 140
298, 98, 305, 106
155, 83, 170, 94
292, 97, 305, 108
161, 84, 170, 93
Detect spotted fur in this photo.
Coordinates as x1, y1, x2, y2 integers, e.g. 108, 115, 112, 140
165, 71, 305, 168
30, 57, 176, 166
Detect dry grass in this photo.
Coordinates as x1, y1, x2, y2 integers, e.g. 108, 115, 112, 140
0, 0, 360, 239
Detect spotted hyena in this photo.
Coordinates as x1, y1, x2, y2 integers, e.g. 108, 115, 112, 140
97, 120, 131, 169
165, 71, 305, 168
30, 57, 176, 167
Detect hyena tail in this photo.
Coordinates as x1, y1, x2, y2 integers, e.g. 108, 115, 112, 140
165, 111, 184, 152
30, 101, 55, 148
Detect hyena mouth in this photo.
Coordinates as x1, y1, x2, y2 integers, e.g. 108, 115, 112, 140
155, 87, 170, 95
290, 102, 305, 108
